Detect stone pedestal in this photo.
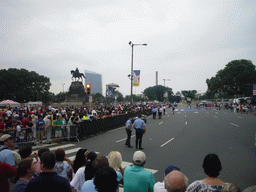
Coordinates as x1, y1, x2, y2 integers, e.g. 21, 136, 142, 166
65, 81, 86, 104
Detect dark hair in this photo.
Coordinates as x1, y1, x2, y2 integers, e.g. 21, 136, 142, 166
93, 156, 109, 170
17, 158, 33, 178
55, 148, 65, 162
38, 148, 50, 160
202, 154, 222, 177
19, 145, 32, 159
84, 151, 98, 181
94, 166, 118, 192
41, 152, 56, 169
73, 149, 88, 174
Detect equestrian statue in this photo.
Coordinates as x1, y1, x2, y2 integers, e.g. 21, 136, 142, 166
71, 68, 85, 81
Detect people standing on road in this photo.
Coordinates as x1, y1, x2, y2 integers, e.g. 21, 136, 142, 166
125, 117, 133, 148
152, 108, 157, 119
187, 153, 225, 192
164, 170, 188, 192
132, 114, 146, 150
36, 115, 45, 146
25, 151, 72, 192
158, 107, 163, 119
44, 115, 52, 144
123, 150, 155, 192
54, 115, 63, 143
26, 117, 34, 143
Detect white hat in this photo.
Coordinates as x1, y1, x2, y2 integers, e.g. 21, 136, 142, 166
0, 134, 12, 142
133, 151, 146, 164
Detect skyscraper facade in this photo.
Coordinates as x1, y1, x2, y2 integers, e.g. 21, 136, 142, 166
84, 70, 102, 95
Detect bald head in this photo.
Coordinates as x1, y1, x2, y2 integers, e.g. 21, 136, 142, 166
164, 170, 188, 192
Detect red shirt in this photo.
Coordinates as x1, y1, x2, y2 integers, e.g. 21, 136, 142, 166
0, 122, 5, 133
22, 118, 29, 128
0, 162, 17, 192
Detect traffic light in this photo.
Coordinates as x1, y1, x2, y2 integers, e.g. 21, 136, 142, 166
86, 84, 91, 95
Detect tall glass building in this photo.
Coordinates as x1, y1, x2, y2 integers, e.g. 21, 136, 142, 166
84, 70, 102, 95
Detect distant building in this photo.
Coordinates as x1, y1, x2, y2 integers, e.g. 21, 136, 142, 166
84, 70, 102, 95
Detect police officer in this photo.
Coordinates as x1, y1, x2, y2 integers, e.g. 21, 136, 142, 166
125, 117, 133, 148
152, 108, 157, 119
132, 114, 146, 150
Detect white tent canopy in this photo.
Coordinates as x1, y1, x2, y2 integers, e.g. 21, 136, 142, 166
0, 99, 20, 107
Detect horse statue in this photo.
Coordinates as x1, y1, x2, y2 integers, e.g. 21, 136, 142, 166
71, 68, 86, 81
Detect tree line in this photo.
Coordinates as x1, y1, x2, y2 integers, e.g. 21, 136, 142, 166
1, 59, 255, 104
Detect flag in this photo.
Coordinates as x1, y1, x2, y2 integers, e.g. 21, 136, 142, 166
163, 91, 169, 98
253, 84, 256, 96
133, 70, 140, 86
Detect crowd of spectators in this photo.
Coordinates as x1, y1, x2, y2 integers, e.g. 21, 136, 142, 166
0, 103, 153, 145
0, 134, 242, 192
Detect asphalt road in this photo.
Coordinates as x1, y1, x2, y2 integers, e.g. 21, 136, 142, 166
41, 106, 256, 190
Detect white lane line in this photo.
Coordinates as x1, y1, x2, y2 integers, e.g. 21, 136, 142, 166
238, 116, 243, 118
185, 115, 187, 117
214, 116, 218, 118
159, 121, 163, 125
116, 135, 135, 143
160, 138, 174, 147
215, 112, 219, 114
185, 121, 187, 125
167, 115, 169, 117
231, 123, 239, 127
194, 112, 198, 114
31, 144, 76, 154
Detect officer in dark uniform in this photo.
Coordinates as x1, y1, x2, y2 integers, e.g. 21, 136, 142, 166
132, 114, 146, 150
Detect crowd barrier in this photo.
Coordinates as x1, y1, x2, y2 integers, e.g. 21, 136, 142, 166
11, 109, 152, 147
77, 109, 152, 140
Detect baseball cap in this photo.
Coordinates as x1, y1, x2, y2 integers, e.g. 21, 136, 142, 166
0, 134, 12, 142
164, 165, 180, 176
133, 151, 146, 164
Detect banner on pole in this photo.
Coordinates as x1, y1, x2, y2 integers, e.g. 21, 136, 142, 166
253, 84, 256, 96
133, 70, 140, 87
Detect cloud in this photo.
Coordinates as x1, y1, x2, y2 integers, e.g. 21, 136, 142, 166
0, 0, 256, 96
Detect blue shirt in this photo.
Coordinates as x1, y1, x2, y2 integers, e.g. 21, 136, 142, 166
14, 179, 28, 192
36, 119, 45, 130
0, 145, 15, 166
125, 119, 132, 129
152, 108, 157, 113
133, 118, 146, 130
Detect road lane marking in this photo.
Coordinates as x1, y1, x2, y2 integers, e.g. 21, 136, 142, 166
185, 121, 187, 125
185, 115, 187, 117
214, 116, 218, 118
194, 112, 198, 114
160, 138, 174, 147
238, 116, 243, 118
215, 112, 219, 114
116, 135, 135, 143
159, 121, 163, 125
231, 123, 239, 127
167, 115, 169, 117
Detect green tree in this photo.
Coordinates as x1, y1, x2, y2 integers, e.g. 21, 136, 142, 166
206, 59, 256, 97
143, 85, 173, 102
0, 68, 51, 103
181, 90, 197, 100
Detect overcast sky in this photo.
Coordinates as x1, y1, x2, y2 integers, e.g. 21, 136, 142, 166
1, 0, 255, 96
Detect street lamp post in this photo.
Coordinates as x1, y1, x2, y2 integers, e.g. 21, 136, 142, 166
163, 79, 170, 87
129, 41, 147, 104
